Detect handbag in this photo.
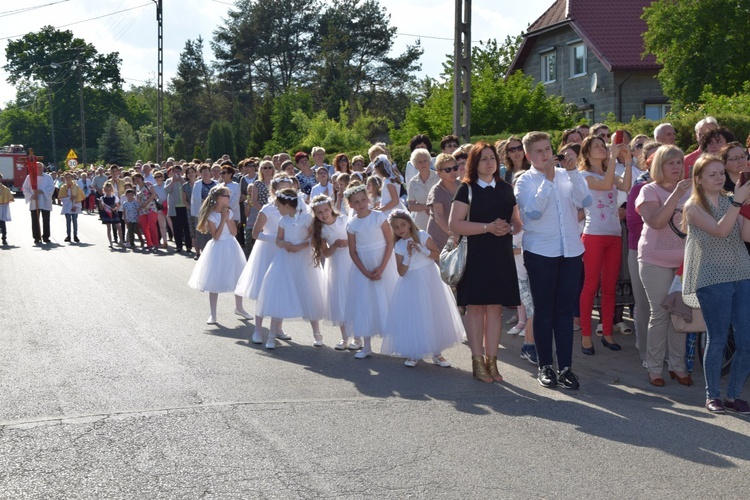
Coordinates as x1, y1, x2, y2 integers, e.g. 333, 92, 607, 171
671, 307, 706, 333
439, 185, 472, 286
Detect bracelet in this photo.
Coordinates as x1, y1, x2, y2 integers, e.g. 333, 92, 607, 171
729, 195, 743, 208
483, 224, 487, 233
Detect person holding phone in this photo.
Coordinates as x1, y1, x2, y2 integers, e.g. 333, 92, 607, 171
682, 154, 750, 414
720, 142, 749, 192
577, 136, 632, 354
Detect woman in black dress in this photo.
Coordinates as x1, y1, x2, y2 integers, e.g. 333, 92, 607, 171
449, 141, 522, 383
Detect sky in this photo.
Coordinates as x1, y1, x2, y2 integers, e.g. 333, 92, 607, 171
0, 0, 554, 106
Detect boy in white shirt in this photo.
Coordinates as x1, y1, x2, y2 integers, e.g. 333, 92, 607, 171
309, 167, 334, 200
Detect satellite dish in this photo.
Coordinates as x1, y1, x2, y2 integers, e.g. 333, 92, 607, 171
590, 72, 598, 93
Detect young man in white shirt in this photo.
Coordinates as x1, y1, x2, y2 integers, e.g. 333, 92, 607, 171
515, 132, 592, 390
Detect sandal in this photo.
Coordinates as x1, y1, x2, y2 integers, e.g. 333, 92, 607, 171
615, 322, 633, 335
471, 355, 493, 383
595, 323, 603, 337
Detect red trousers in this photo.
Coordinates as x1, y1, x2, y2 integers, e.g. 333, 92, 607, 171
580, 234, 622, 337
139, 211, 159, 247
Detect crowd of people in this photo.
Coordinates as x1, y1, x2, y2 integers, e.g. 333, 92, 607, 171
7, 121, 750, 415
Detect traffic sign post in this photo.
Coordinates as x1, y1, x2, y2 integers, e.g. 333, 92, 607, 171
65, 149, 78, 170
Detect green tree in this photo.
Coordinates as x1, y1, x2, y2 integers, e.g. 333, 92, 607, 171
207, 121, 235, 160
247, 97, 274, 155
314, 0, 422, 120
3, 26, 124, 165
169, 37, 223, 153
98, 115, 134, 166
643, 0, 750, 106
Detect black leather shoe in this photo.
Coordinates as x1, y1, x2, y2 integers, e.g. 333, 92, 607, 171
581, 344, 595, 355
601, 337, 622, 351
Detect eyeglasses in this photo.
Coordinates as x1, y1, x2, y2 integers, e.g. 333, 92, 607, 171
726, 156, 747, 162
506, 145, 524, 153
440, 165, 460, 172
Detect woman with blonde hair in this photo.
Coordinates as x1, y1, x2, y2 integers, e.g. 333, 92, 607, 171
635, 145, 692, 386
683, 154, 750, 413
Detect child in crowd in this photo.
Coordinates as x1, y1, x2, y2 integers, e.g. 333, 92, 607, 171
366, 175, 382, 209
310, 167, 334, 200
344, 184, 398, 358
333, 173, 350, 214
60, 172, 86, 243
188, 186, 251, 324
99, 181, 124, 247
0, 174, 13, 245
371, 154, 406, 216
121, 189, 140, 249
256, 189, 327, 348
235, 175, 294, 344
310, 194, 358, 350
382, 211, 463, 367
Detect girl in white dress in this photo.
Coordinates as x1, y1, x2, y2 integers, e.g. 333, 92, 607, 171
382, 211, 464, 367
256, 189, 327, 349
310, 194, 359, 350
235, 175, 294, 343
188, 186, 252, 324
344, 184, 399, 358
370, 154, 406, 216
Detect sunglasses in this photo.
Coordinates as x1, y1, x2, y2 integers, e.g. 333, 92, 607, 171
635, 143, 644, 149
440, 165, 460, 173
261, 166, 274, 170
506, 145, 524, 153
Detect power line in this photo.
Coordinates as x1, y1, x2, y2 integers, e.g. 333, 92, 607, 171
0, 0, 70, 18
0, 3, 152, 41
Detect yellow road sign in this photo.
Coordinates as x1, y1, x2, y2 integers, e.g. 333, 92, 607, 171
66, 149, 78, 160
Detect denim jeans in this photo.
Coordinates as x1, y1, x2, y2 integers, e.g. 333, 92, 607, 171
65, 213, 78, 237
696, 279, 750, 400
524, 251, 582, 369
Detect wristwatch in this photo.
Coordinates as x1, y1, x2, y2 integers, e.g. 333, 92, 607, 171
483, 224, 487, 233
729, 195, 743, 208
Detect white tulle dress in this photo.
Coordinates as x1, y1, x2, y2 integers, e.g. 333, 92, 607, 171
234, 202, 282, 300
379, 178, 406, 216
382, 230, 465, 359
344, 210, 398, 337
256, 210, 327, 321
321, 215, 353, 325
188, 210, 246, 293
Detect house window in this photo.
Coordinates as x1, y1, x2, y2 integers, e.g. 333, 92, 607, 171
645, 103, 671, 120
541, 51, 556, 83
578, 106, 594, 123
570, 43, 587, 77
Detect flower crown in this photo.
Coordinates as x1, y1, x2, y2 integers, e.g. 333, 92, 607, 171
276, 191, 299, 201
344, 184, 367, 199
310, 196, 332, 208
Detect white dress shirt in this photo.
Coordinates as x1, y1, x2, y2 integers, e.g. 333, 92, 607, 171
514, 166, 592, 258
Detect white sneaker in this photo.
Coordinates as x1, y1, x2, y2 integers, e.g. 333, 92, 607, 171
404, 359, 418, 367
313, 335, 324, 347
207, 315, 217, 325
265, 336, 276, 349
251, 330, 263, 344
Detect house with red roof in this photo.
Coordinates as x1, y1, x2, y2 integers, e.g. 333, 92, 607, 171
507, 0, 669, 123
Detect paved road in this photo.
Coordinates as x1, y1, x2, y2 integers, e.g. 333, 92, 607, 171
1, 200, 749, 499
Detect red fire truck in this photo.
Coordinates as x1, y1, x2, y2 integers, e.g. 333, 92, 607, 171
0, 144, 30, 193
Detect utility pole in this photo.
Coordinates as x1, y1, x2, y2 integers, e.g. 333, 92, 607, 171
76, 60, 87, 166
453, 0, 471, 144
153, 0, 163, 163
48, 92, 57, 168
